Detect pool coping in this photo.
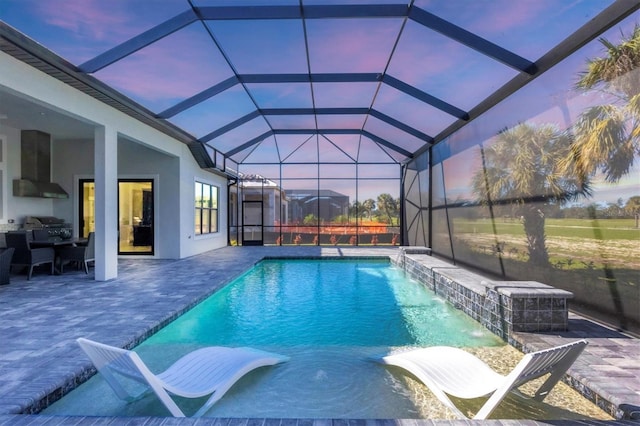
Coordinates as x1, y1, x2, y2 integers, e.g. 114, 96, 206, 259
0, 246, 637, 423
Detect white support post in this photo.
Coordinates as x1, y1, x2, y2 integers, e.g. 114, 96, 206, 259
94, 125, 118, 281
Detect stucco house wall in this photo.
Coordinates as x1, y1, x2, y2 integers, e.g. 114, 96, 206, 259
0, 50, 228, 277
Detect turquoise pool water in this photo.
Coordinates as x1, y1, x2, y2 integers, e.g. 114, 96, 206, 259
45, 259, 503, 418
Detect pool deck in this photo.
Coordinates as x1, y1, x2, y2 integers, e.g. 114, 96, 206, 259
0, 246, 637, 425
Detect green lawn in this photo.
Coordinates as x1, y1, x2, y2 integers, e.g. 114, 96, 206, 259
449, 217, 639, 332
453, 218, 639, 241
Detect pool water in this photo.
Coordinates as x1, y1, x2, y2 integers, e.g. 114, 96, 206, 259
45, 259, 504, 418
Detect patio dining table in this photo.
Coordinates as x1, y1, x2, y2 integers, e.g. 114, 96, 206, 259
30, 238, 88, 273
30, 238, 87, 248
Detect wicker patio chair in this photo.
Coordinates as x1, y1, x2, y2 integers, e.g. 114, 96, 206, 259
58, 232, 95, 274
0, 247, 15, 285
5, 231, 55, 280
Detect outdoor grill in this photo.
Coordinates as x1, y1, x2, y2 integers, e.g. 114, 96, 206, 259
23, 216, 72, 238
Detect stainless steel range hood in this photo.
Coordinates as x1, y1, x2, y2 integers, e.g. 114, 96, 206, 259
13, 130, 69, 199
13, 179, 68, 198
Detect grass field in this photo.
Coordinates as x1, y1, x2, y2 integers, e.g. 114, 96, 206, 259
443, 219, 639, 332
452, 218, 639, 240
450, 217, 639, 271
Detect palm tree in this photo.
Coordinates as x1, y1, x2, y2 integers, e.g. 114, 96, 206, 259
349, 201, 362, 222
567, 25, 640, 182
362, 199, 376, 220
625, 195, 640, 228
377, 193, 397, 224
472, 123, 592, 266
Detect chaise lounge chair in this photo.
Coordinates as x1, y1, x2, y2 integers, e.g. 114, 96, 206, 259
376, 339, 588, 419
77, 337, 289, 417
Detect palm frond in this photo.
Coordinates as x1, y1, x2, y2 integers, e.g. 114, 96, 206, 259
473, 123, 591, 206
571, 104, 631, 180
603, 139, 636, 182
575, 24, 640, 98
630, 96, 640, 141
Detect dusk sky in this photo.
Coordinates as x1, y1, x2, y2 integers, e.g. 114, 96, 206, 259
0, 0, 637, 203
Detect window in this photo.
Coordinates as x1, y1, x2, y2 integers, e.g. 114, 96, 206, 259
195, 181, 218, 235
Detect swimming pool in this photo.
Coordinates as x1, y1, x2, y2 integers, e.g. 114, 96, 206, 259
45, 258, 504, 418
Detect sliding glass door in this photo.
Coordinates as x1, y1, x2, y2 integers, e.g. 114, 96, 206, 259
79, 179, 154, 255
118, 180, 153, 254
79, 179, 95, 238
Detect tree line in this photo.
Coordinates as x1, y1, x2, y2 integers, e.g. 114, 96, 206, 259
561, 196, 640, 221
302, 193, 401, 225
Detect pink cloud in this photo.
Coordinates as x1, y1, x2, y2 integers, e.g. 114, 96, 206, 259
442, 146, 481, 194
33, 0, 189, 55
389, 21, 464, 81
308, 18, 404, 72
248, 83, 313, 109
208, 20, 307, 74
373, 85, 456, 136
34, 0, 132, 42
313, 82, 378, 108
420, 0, 607, 60
317, 114, 367, 129
471, 0, 551, 35
416, 0, 552, 36
95, 25, 233, 108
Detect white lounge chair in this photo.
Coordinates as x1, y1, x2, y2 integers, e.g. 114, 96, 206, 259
77, 337, 288, 417
376, 339, 588, 419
